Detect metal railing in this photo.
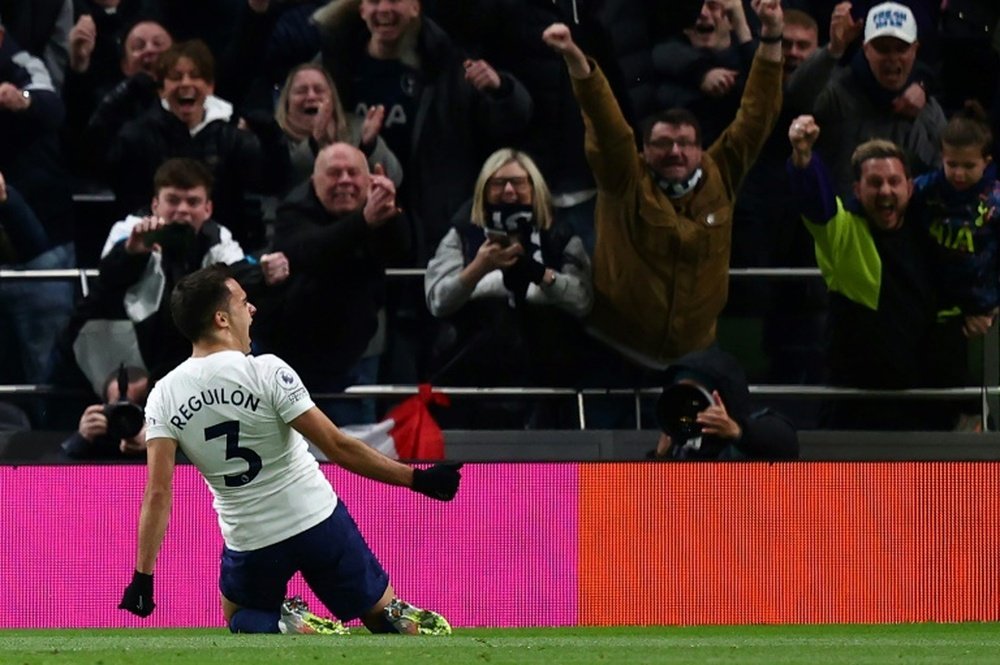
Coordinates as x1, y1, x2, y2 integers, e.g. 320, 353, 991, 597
342, 384, 997, 430
1, 267, 996, 430
0, 266, 825, 305
0, 382, 993, 431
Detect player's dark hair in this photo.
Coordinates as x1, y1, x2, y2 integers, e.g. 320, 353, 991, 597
153, 158, 214, 197
941, 100, 993, 157
851, 139, 910, 180
642, 108, 702, 146
171, 264, 233, 343
156, 39, 215, 85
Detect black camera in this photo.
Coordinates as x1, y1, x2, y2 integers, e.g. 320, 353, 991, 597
142, 223, 195, 253
104, 364, 145, 440
656, 381, 714, 442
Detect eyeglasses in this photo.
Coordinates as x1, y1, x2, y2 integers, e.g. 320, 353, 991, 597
486, 176, 533, 193
647, 138, 698, 151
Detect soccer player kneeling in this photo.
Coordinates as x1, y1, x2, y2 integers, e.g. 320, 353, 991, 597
118, 265, 460, 635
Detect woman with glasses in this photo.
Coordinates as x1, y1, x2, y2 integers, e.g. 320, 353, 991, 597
423, 148, 593, 427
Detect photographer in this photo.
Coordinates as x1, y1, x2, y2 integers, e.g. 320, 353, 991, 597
62, 365, 149, 460
651, 347, 798, 460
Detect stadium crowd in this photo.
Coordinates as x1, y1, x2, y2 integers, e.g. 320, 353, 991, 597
1, 0, 999, 440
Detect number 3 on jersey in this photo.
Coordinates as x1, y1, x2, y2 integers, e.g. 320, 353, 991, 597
205, 420, 262, 487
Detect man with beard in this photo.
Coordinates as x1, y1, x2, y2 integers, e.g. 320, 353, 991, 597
541, 0, 783, 375
787, 114, 947, 430
812, 1, 946, 198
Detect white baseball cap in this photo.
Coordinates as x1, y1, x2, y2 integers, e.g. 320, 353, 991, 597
864, 2, 918, 44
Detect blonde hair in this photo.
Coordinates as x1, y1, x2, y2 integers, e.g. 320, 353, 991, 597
275, 63, 348, 141
470, 148, 553, 230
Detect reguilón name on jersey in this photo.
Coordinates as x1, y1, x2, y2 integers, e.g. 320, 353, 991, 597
169, 387, 262, 430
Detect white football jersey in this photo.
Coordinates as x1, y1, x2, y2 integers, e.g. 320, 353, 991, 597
145, 351, 337, 551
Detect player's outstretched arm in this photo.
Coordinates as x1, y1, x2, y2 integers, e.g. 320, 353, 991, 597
291, 407, 461, 500
120, 436, 177, 617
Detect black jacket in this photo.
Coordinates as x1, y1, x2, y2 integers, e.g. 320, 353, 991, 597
265, 182, 411, 381
63, 0, 153, 153
430, 0, 620, 195
107, 104, 267, 250
659, 347, 799, 460
0, 31, 74, 253
317, 9, 532, 260
97, 220, 265, 380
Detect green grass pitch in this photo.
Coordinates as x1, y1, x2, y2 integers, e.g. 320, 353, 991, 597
2, 625, 1000, 664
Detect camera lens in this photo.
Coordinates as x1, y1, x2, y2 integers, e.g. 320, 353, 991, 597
656, 382, 713, 440
105, 402, 145, 439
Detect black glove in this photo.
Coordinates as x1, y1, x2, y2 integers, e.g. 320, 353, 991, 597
119, 570, 155, 617
522, 257, 546, 285
412, 463, 463, 501
502, 258, 531, 300
502, 257, 546, 298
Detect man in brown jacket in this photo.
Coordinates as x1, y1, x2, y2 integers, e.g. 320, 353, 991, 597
543, 0, 784, 371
